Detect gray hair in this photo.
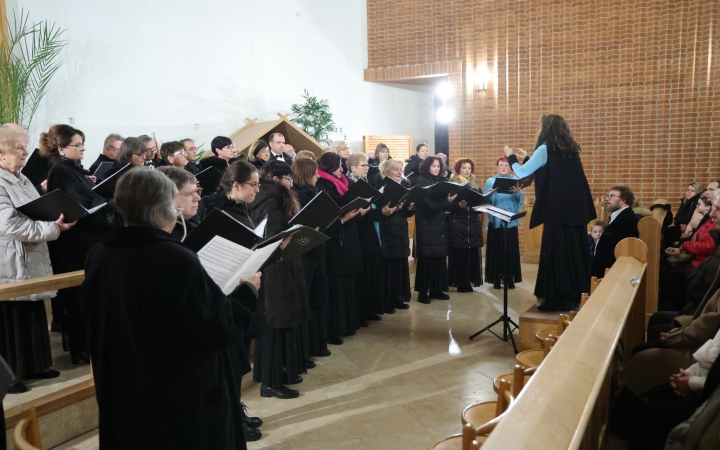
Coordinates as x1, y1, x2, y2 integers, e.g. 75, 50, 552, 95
157, 166, 197, 190
117, 137, 146, 164
179, 138, 195, 145
103, 133, 124, 148
136, 134, 153, 144
0, 127, 24, 154
115, 168, 178, 229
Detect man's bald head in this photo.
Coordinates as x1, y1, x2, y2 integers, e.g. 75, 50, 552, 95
1, 124, 26, 135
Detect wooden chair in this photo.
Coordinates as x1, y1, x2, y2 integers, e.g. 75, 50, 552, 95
460, 379, 512, 429
590, 277, 602, 295
12, 407, 42, 450
492, 365, 537, 395
428, 424, 484, 450
516, 335, 556, 368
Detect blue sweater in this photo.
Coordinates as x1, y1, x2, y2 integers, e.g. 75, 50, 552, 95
484, 174, 525, 229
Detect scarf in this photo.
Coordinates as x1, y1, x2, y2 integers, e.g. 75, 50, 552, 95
318, 169, 349, 195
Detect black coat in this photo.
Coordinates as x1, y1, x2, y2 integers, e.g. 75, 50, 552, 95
249, 180, 309, 329
414, 172, 452, 258
46, 158, 112, 272
88, 154, 115, 175
378, 179, 415, 259
349, 179, 383, 256
250, 159, 265, 170
367, 157, 383, 187
293, 184, 329, 310
675, 193, 701, 227
184, 162, 200, 175
683, 244, 720, 313
592, 207, 640, 277
170, 216, 198, 242
315, 177, 363, 276
448, 186, 484, 249
268, 152, 293, 165
198, 156, 237, 173
80, 226, 256, 450
403, 154, 423, 186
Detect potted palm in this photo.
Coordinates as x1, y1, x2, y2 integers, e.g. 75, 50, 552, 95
290, 90, 338, 146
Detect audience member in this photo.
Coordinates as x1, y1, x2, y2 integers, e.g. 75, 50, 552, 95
592, 185, 639, 278
88, 133, 123, 174
674, 183, 704, 231
403, 142, 429, 186
588, 220, 606, 257
268, 133, 293, 164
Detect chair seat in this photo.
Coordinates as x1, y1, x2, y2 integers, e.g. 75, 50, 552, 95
429, 433, 488, 450
516, 349, 544, 368
492, 372, 533, 393
461, 401, 497, 427
535, 328, 554, 345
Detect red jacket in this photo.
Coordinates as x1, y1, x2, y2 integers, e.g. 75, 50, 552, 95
682, 219, 717, 267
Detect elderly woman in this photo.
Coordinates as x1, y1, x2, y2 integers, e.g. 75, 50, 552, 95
329, 140, 350, 173
247, 140, 270, 169
377, 159, 415, 311
43, 124, 112, 363
0, 127, 74, 393
80, 168, 260, 450
156, 166, 200, 241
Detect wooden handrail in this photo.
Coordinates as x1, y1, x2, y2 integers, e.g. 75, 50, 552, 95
481, 237, 648, 450
0, 271, 84, 301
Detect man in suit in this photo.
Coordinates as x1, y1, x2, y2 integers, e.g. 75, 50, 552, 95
267, 133, 293, 165
88, 133, 123, 174
592, 185, 639, 278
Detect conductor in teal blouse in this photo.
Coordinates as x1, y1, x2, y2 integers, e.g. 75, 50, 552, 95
505, 115, 596, 311
484, 156, 525, 289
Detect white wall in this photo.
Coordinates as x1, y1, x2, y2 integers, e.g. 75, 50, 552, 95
10, 0, 434, 162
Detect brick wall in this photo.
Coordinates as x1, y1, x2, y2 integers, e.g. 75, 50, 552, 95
367, 0, 719, 216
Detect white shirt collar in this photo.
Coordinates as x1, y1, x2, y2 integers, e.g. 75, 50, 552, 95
609, 205, 630, 223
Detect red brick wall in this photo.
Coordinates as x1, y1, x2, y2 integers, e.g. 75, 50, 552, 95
367, 0, 720, 215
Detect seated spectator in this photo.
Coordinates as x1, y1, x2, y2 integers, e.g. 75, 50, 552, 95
680, 197, 713, 241
675, 183, 704, 231
632, 198, 652, 221
156, 166, 200, 241
701, 180, 719, 203
588, 220, 606, 257
592, 185, 640, 278
80, 168, 260, 449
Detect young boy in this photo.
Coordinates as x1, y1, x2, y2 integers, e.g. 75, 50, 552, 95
588, 220, 607, 256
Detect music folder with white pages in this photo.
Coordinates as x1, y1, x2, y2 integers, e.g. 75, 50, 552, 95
473, 205, 527, 223
198, 236, 281, 295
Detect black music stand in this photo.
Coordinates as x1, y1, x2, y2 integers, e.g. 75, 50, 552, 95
469, 205, 527, 353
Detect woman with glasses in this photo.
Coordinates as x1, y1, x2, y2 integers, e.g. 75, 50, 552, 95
504, 114, 596, 311
198, 136, 238, 173
42, 124, 113, 363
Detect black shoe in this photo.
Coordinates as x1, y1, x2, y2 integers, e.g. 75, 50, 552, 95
50, 321, 62, 333
395, 303, 409, 310
430, 292, 450, 300
287, 375, 303, 385
507, 283, 515, 289
7, 382, 29, 394
343, 330, 357, 337
368, 315, 382, 321
385, 307, 396, 314
359, 320, 369, 327
243, 423, 262, 441
493, 283, 501, 289
261, 384, 300, 399
241, 402, 263, 428
28, 369, 60, 379
71, 351, 91, 364
418, 294, 431, 304
306, 359, 316, 369
328, 336, 344, 345
313, 349, 332, 357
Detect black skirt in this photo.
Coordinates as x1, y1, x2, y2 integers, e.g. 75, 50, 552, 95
253, 324, 307, 387
0, 300, 53, 378
307, 304, 329, 356
448, 247, 483, 289
383, 257, 411, 307
485, 224, 522, 286
327, 275, 358, 337
357, 252, 385, 318
414, 256, 449, 294
535, 223, 592, 311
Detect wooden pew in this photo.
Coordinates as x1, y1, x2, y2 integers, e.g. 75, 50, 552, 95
481, 237, 648, 450
637, 216, 661, 322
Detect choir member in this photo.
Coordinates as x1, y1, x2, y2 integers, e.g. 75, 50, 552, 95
117, 137, 148, 167
414, 155, 457, 304
292, 158, 332, 357
403, 142, 429, 186
137, 134, 164, 168
156, 166, 200, 241
80, 168, 260, 450
87, 133, 123, 174
368, 143, 391, 187
198, 136, 239, 173
159, 141, 189, 170
247, 140, 270, 169
447, 158, 483, 292
295, 150, 317, 161
315, 152, 362, 343
377, 160, 415, 312
329, 140, 350, 173
346, 153, 385, 322
0, 127, 75, 393
267, 133, 293, 164
249, 160, 309, 400
505, 114, 596, 311
180, 139, 200, 174
484, 156, 524, 289
42, 124, 112, 363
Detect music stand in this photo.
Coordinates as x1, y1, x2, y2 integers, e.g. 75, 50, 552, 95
469, 205, 527, 353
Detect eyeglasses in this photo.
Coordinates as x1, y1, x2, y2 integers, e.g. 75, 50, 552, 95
282, 176, 294, 184
173, 150, 187, 156
356, 164, 369, 168
185, 147, 197, 152
66, 143, 85, 149
242, 182, 259, 189
606, 193, 621, 199
180, 187, 201, 197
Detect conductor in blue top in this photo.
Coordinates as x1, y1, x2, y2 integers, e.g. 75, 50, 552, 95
505, 115, 596, 311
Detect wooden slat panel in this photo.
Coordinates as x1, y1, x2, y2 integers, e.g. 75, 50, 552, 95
5, 380, 96, 430
0, 271, 84, 301
482, 239, 647, 450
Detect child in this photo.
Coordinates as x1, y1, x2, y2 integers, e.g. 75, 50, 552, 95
588, 220, 607, 256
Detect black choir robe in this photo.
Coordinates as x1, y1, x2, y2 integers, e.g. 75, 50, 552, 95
80, 226, 257, 450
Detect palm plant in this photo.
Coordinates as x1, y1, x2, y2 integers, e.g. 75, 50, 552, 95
290, 90, 337, 145
0, 10, 66, 128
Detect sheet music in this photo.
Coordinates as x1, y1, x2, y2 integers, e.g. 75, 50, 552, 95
254, 217, 267, 237
86, 203, 108, 214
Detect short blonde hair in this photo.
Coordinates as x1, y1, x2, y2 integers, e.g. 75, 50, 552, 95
379, 159, 403, 178
346, 153, 367, 170
295, 150, 316, 160
329, 140, 349, 153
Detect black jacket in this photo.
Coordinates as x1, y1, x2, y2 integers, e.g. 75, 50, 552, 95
315, 177, 363, 276
198, 156, 237, 173
349, 179, 383, 256
80, 226, 256, 450
46, 158, 112, 272
293, 184, 329, 309
403, 154, 423, 186
184, 162, 200, 175
414, 172, 452, 258
378, 179, 415, 259
268, 152, 293, 165
88, 154, 115, 175
250, 159, 265, 170
592, 207, 640, 277
448, 179, 484, 249
249, 180, 309, 329
675, 193, 702, 227
367, 157, 383, 187
683, 244, 720, 314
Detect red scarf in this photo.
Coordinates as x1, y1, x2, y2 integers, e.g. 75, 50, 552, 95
318, 169, 349, 195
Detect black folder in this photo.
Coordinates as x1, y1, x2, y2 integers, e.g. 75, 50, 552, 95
184, 209, 267, 252
401, 183, 437, 204
257, 225, 330, 260
431, 180, 471, 197
17, 189, 107, 223
373, 178, 408, 208
455, 188, 496, 208
20, 149, 52, 185
92, 163, 133, 198
492, 176, 533, 194
338, 179, 380, 206
288, 191, 342, 232
196, 167, 223, 194
340, 197, 372, 214
93, 161, 115, 179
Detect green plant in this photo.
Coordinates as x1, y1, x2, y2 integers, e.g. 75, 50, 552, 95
0, 10, 66, 128
290, 89, 337, 145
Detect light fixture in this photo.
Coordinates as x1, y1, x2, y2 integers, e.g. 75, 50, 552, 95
436, 107, 453, 123
436, 82, 452, 98
475, 67, 490, 93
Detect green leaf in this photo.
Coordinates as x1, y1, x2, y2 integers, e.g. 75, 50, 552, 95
290, 89, 339, 146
